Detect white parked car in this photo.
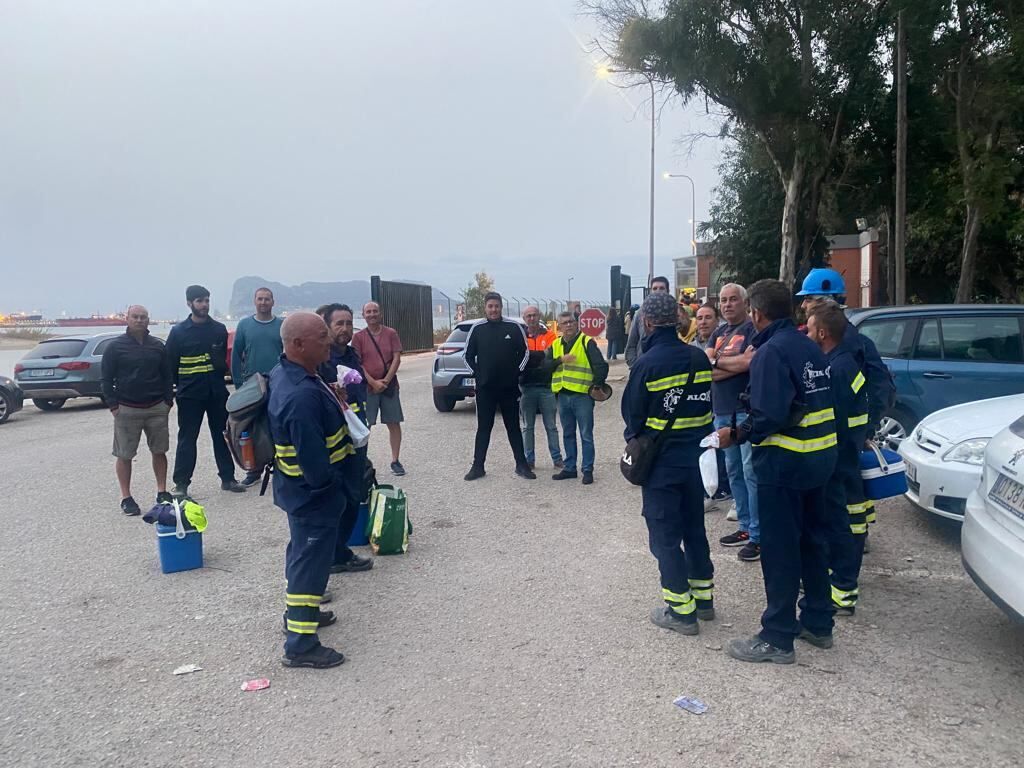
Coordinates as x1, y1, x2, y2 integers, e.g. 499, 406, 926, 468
962, 415, 1024, 622
898, 394, 1024, 521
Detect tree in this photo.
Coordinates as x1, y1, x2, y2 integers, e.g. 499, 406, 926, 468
600, 0, 892, 286
460, 272, 495, 319
938, 0, 1024, 301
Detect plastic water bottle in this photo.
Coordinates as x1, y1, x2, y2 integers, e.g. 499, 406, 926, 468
239, 431, 255, 471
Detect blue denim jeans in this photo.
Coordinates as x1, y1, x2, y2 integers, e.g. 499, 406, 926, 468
558, 393, 595, 473
520, 386, 561, 465
713, 413, 759, 543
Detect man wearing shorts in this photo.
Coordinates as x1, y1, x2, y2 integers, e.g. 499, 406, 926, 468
352, 301, 406, 476
100, 305, 175, 516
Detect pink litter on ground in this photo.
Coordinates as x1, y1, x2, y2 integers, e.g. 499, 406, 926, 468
240, 678, 271, 692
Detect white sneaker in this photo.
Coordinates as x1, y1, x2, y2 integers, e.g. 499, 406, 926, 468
726, 504, 738, 522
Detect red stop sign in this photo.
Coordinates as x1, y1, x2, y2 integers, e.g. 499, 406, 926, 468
579, 308, 607, 337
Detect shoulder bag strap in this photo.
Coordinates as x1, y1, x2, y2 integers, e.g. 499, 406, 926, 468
366, 329, 393, 370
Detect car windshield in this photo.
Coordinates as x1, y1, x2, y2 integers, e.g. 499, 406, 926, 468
1011, 414, 1024, 439
22, 340, 88, 360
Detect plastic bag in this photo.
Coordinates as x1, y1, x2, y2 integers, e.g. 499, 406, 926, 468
344, 406, 370, 448
699, 448, 718, 497
336, 364, 363, 386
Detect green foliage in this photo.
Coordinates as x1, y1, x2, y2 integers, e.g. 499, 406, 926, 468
459, 272, 496, 320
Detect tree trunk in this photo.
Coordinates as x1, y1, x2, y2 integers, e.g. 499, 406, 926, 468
954, 203, 982, 303
779, 152, 805, 286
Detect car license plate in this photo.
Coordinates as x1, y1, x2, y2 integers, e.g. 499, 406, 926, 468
905, 460, 917, 483
464, 378, 476, 388
30, 369, 55, 377
989, 473, 1024, 521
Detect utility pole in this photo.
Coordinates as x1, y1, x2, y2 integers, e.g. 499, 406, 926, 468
894, 9, 908, 305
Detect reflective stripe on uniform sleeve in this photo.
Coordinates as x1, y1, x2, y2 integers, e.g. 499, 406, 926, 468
851, 371, 866, 393
646, 373, 689, 392
754, 432, 837, 453
848, 414, 869, 428
692, 370, 713, 384
645, 412, 713, 431
797, 408, 835, 427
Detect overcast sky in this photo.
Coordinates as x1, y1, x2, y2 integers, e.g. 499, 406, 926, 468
1, 1, 722, 319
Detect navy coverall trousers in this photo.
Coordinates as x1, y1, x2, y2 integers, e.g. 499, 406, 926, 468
824, 442, 869, 610
642, 467, 715, 619
757, 483, 834, 650
173, 393, 236, 486
285, 513, 342, 656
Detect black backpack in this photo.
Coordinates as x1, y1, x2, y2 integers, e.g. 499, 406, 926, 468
224, 373, 275, 494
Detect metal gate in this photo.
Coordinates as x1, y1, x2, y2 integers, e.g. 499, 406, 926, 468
370, 276, 433, 352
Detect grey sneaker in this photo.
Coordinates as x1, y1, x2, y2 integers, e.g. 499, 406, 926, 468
726, 636, 795, 664
172, 484, 189, 499
649, 606, 699, 636
726, 504, 738, 522
798, 627, 834, 649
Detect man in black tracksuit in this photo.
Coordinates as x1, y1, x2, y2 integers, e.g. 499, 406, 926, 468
463, 292, 534, 481
716, 280, 838, 664
166, 284, 245, 497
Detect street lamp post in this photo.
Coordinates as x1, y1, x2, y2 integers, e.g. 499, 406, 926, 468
598, 67, 657, 288
568, 277, 574, 304
664, 173, 697, 258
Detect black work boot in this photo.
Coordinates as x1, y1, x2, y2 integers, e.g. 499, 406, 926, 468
281, 644, 345, 669
726, 636, 795, 665
552, 469, 578, 481
464, 465, 486, 481
649, 606, 699, 636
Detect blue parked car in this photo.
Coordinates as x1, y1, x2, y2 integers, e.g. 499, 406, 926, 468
847, 305, 1024, 447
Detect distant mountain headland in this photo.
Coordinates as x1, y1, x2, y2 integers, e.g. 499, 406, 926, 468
229, 276, 448, 317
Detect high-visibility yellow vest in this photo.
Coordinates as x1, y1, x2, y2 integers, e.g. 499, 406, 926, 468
551, 334, 593, 394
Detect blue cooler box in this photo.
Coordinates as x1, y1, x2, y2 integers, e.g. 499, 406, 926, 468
347, 502, 370, 547
860, 445, 908, 500
156, 524, 204, 573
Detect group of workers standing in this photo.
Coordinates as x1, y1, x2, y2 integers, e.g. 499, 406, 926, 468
626, 269, 894, 664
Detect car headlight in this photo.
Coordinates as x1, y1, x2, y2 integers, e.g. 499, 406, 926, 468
942, 439, 989, 465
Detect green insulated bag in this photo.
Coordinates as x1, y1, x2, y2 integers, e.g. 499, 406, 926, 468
366, 484, 412, 555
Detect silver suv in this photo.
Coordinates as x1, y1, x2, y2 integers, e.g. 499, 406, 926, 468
431, 319, 528, 412
14, 332, 121, 410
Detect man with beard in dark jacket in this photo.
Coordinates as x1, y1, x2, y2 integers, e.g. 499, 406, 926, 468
463, 292, 534, 481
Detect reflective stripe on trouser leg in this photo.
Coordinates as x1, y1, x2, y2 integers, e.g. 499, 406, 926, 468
284, 514, 340, 656
662, 588, 696, 616
688, 578, 714, 602
831, 584, 859, 608
864, 500, 877, 524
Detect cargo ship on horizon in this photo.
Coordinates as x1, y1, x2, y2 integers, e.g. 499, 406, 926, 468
55, 314, 127, 327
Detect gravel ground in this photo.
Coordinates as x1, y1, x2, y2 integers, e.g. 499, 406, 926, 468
1, 353, 1022, 768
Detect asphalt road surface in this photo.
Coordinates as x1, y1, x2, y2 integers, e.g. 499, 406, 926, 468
2, 353, 1023, 768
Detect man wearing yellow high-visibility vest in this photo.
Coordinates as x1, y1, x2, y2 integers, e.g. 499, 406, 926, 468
716, 280, 838, 665
544, 311, 608, 485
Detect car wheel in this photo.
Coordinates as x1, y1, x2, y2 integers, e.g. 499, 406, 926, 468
33, 398, 67, 411
0, 391, 11, 424
433, 390, 457, 413
878, 408, 916, 451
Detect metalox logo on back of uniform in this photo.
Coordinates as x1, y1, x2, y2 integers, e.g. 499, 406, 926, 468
802, 362, 831, 395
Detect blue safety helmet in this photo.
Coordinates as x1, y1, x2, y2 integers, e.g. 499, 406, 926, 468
796, 268, 846, 296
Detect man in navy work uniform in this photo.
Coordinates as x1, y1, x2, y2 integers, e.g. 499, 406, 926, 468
808, 303, 871, 615
798, 270, 895, 543
716, 280, 838, 664
166, 285, 245, 498
317, 303, 373, 575
269, 312, 353, 669
623, 292, 716, 636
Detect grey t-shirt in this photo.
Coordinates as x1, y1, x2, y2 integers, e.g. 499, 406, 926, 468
707, 318, 756, 416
